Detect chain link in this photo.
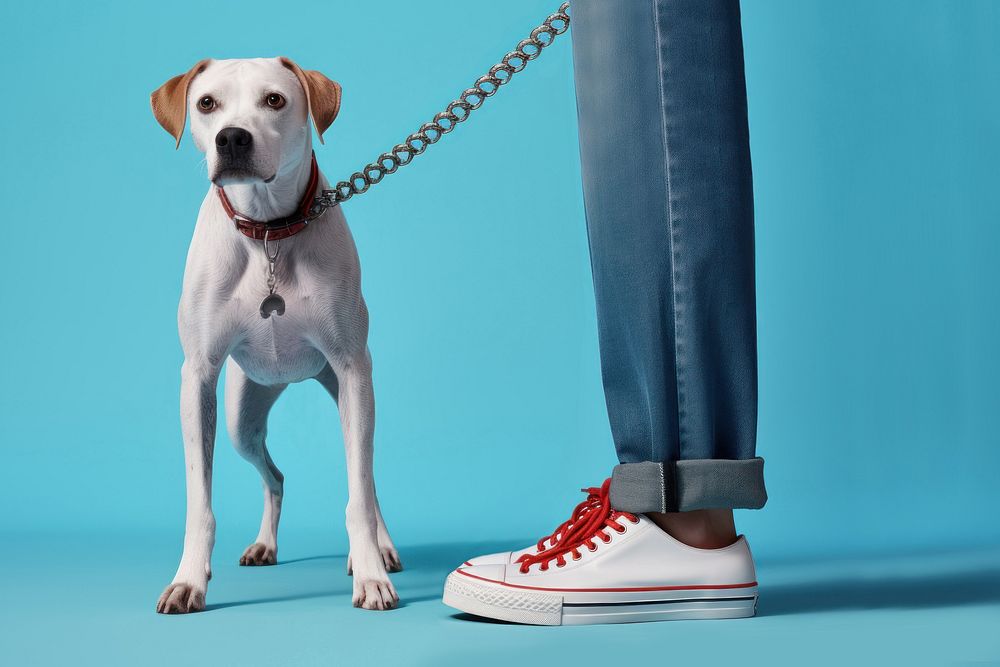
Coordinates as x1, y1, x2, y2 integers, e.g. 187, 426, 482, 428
263, 229, 280, 293
310, 2, 570, 211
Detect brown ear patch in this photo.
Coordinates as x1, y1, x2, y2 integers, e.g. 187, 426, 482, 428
150, 59, 211, 149
280, 57, 342, 144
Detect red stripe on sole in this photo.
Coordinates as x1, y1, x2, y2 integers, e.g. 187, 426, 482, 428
456, 568, 757, 593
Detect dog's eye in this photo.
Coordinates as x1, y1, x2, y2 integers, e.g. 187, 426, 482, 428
265, 93, 286, 109
197, 96, 216, 112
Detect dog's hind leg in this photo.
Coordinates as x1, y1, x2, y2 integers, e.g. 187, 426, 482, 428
224, 359, 287, 566
315, 364, 402, 574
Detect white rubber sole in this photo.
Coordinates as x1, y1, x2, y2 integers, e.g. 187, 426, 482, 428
443, 570, 758, 626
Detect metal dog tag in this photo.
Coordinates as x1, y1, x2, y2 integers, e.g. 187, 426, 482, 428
260, 293, 286, 318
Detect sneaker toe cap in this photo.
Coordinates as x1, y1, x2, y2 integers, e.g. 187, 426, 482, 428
455, 563, 506, 583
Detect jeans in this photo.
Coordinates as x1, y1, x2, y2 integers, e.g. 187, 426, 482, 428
570, 0, 767, 512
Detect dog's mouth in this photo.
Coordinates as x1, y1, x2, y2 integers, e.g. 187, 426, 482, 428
211, 168, 276, 186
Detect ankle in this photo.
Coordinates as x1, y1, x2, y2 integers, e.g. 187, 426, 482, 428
644, 508, 737, 549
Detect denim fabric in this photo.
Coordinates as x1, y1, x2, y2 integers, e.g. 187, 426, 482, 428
570, 0, 766, 510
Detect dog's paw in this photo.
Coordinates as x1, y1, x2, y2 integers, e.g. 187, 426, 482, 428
381, 545, 403, 573
352, 573, 399, 611
239, 543, 277, 566
156, 582, 206, 614
347, 546, 403, 575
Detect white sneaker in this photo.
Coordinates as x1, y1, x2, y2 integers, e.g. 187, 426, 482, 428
443, 479, 758, 626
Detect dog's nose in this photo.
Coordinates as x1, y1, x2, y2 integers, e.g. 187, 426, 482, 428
215, 127, 253, 159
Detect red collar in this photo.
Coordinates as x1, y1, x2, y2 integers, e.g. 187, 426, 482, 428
216, 152, 321, 241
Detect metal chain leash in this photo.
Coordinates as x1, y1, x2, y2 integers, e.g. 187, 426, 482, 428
310, 2, 570, 212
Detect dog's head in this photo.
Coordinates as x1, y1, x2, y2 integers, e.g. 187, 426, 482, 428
151, 57, 341, 186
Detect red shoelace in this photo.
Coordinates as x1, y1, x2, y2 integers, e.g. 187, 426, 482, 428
515, 478, 639, 574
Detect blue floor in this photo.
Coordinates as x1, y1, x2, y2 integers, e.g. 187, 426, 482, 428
3, 532, 998, 666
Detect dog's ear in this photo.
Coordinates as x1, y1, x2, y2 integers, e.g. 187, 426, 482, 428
280, 57, 342, 144
151, 59, 211, 149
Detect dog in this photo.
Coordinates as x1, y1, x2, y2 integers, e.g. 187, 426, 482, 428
150, 57, 400, 613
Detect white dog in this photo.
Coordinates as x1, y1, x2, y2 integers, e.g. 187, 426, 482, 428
151, 57, 400, 613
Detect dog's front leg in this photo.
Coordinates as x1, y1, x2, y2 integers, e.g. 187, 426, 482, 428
157, 361, 220, 614
332, 350, 398, 610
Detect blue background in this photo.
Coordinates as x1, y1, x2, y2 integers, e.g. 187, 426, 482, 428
2, 0, 998, 664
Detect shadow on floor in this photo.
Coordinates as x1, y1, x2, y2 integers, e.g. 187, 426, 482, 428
206, 589, 342, 611
277, 554, 347, 565
760, 566, 1000, 616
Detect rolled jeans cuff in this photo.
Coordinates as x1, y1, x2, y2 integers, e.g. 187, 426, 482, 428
610, 458, 767, 513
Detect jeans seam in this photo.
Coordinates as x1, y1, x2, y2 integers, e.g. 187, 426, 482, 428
652, 0, 687, 463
